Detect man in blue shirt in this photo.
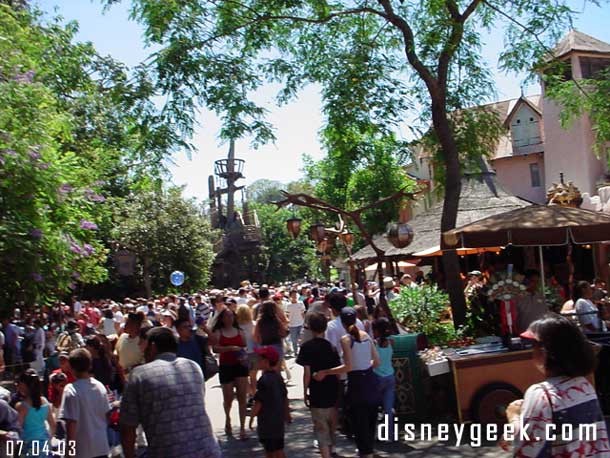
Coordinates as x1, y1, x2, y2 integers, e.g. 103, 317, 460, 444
175, 318, 208, 377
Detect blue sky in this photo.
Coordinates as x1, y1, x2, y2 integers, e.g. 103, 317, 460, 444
36, 0, 610, 201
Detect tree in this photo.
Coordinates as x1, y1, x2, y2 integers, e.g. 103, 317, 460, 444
0, 4, 187, 305
0, 5, 109, 306
112, 187, 218, 295
246, 179, 284, 204
104, 0, 588, 326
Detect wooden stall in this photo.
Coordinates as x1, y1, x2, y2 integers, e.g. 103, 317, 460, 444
446, 349, 544, 424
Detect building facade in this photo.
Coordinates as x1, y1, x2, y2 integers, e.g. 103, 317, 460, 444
410, 30, 610, 205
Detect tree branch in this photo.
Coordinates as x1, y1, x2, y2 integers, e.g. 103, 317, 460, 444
200, 7, 388, 46
438, 0, 482, 86
376, 0, 438, 93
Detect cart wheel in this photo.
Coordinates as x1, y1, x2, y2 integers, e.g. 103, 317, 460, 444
470, 383, 522, 425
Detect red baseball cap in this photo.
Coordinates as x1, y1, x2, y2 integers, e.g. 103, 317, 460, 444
254, 346, 280, 364
519, 329, 538, 340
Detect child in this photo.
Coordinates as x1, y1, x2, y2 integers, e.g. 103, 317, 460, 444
372, 317, 395, 426
296, 312, 340, 458
250, 346, 289, 458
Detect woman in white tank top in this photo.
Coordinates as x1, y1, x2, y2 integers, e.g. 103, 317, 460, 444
314, 307, 380, 458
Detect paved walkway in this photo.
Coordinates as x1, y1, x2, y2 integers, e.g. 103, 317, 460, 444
204, 359, 511, 458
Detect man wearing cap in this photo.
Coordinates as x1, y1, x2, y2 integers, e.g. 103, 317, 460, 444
400, 274, 418, 290
250, 345, 288, 457
376, 277, 397, 303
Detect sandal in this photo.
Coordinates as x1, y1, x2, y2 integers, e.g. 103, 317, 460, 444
240, 428, 248, 441
225, 423, 233, 436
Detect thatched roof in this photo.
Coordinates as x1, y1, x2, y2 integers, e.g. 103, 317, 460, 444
350, 172, 531, 263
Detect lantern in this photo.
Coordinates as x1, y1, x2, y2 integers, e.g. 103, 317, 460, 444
286, 217, 302, 239
317, 237, 329, 253
339, 230, 354, 249
386, 222, 414, 249
309, 223, 326, 242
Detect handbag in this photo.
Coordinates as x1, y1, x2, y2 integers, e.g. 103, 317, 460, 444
203, 354, 218, 381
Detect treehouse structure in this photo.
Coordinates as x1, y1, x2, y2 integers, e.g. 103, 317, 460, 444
209, 140, 263, 287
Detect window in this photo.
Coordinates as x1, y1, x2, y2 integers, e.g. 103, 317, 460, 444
530, 163, 541, 188
580, 57, 610, 80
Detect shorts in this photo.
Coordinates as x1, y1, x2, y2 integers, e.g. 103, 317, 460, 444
259, 437, 284, 452
219, 364, 249, 384
247, 352, 259, 371
310, 407, 337, 448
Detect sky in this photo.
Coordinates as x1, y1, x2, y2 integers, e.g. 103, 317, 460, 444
35, 0, 610, 202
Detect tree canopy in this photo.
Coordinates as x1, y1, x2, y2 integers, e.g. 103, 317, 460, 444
0, 4, 189, 305
111, 186, 218, 295
101, 0, 593, 325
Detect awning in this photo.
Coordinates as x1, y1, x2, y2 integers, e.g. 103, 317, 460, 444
412, 245, 503, 257
364, 261, 419, 272
443, 204, 610, 248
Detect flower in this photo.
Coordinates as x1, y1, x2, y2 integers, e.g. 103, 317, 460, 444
68, 282, 76, 290
69, 242, 82, 255
37, 162, 50, 170
85, 189, 105, 202
32, 272, 43, 282
1, 148, 16, 157
13, 70, 35, 83
71, 271, 81, 279
59, 184, 73, 194
79, 219, 98, 230
30, 229, 43, 239
83, 244, 95, 255
28, 150, 41, 161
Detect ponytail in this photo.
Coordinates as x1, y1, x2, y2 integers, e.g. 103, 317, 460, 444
348, 324, 361, 343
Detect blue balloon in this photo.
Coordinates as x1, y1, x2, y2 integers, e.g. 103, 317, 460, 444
170, 270, 185, 286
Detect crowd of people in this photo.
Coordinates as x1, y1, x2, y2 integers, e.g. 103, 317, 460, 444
0, 277, 410, 458
0, 271, 609, 458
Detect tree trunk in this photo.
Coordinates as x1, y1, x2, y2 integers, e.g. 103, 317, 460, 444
431, 98, 467, 328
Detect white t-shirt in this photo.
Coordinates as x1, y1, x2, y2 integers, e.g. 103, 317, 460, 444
285, 301, 305, 327
59, 378, 111, 458
113, 310, 124, 323
325, 316, 365, 356
73, 301, 83, 314
575, 298, 601, 330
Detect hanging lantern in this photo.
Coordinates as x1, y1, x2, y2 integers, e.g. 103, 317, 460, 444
386, 222, 414, 249
317, 237, 329, 254
286, 217, 302, 239
387, 201, 415, 249
309, 223, 326, 242
339, 230, 354, 249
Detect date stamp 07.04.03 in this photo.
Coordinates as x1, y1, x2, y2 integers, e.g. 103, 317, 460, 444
2, 440, 76, 457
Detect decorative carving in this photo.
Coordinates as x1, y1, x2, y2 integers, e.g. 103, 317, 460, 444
546, 173, 582, 207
